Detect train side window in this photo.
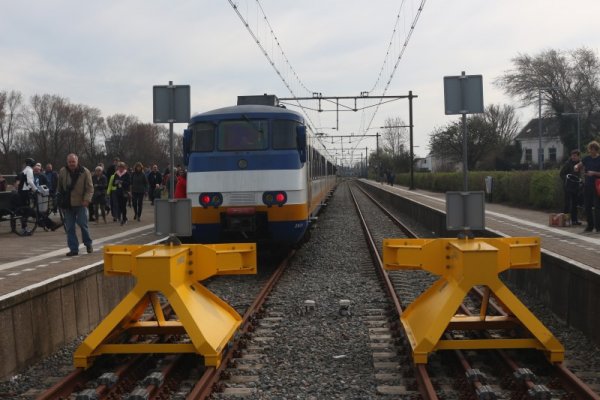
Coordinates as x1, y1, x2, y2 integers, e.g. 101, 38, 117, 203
272, 120, 298, 149
190, 123, 215, 152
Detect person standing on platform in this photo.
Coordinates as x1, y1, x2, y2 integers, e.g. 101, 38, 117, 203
162, 166, 171, 198
57, 153, 94, 256
105, 157, 119, 219
33, 163, 49, 188
174, 169, 187, 199
112, 162, 131, 225
130, 162, 148, 222
147, 164, 162, 205
92, 166, 108, 223
16, 157, 38, 235
559, 149, 582, 226
575, 141, 600, 233
44, 163, 58, 212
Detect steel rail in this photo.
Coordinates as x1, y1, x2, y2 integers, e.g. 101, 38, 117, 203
186, 250, 295, 400
471, 287, 600, 399
37, 303, 175, 399
36, 368, 88, 400
356, 181, 600, 399
348, 183, 438, 400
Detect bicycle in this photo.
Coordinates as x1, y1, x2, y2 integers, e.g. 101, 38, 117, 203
0, 190, 39, 236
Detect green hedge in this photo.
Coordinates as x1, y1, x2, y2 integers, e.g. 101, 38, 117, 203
394, 170, 564, 211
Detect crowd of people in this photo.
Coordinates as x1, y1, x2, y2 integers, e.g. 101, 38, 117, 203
7, 154, 188, 256
561, 140, 600, 233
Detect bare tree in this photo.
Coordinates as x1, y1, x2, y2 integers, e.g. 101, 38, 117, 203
496, 47, 600, 147
429, 104, 518, 170
0, 90, 24, 169
381, 117, 408, 157
157, 125, 183, 167
484, 104, 520, 146
80, 106, 105, 164
65, 105, 88, 157
121, 123, 165, 165
3, 90, 184, 173
22, 94, 74, 166
104, 113, 139, 159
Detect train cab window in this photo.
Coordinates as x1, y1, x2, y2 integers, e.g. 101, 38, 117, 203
272, 120, 298, 149
190, 122, 215, 152
218, 120, 268, 151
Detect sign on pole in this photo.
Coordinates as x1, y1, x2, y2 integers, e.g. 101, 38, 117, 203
153, 82, 191, 241
446, 191, 485, 231
443, 72, 484, 193
153, 84, 191, 123
155, 199, 192, 237
443, 74, 484, 115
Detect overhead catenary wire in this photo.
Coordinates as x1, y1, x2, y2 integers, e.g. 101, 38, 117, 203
227, 0, 426, 165
360, 0, 426, 144
227, 0, 322, 136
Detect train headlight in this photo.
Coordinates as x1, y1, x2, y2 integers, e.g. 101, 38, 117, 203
199, 192, 223, 208
262, 191, 287, 207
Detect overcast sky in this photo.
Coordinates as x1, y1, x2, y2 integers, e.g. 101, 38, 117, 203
2, 0, 599, 160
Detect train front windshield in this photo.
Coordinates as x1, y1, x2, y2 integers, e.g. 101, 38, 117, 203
189, 119, 299, 152
219, 120, 268, 151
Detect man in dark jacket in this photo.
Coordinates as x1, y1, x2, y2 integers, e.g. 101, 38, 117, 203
147, 164, 162, 205
559, 149, 582, 225
58, 153, 94, 256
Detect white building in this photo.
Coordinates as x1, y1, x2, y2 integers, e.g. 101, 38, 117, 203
515, 118, 565, 166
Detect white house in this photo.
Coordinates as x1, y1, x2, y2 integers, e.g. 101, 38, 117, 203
414, 157, 429, 171
415, 153, 458, 172
515, 118, 565, 166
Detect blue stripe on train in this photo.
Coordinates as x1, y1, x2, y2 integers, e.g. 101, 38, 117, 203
191, 220, 308, 244
188, 151, 302, 172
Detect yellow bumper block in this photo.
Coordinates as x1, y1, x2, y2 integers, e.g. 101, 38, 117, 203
74, 243, 256, 369
383, 237, 564, 364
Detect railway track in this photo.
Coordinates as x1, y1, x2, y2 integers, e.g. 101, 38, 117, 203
350, 181, 600, 400
4, 180, 598, 399
35, 250, 290, 400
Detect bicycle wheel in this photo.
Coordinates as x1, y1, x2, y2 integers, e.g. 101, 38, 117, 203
14, 205, 38, 236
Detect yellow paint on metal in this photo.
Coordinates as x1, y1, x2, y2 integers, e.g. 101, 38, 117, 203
74, 243, 257, 369
383, 237, 564, 364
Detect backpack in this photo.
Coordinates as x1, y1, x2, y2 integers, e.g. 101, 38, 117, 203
17, 172, 27, 191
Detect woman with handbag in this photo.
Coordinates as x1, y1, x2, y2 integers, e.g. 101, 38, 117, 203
575, 141, 600, 233
112, 162, 131, 226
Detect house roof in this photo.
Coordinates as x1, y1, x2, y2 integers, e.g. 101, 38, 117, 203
515, 118, 561, 140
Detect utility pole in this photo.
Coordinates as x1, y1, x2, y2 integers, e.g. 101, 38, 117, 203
409, 90, 415, 190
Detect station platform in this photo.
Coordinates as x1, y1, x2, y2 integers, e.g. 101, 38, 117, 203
361, 179, 599, 272
0, 201, 165, 299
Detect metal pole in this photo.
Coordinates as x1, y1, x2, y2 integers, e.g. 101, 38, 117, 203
577, 113, 580, 152
538, 89, 543, 170
462, 113, 468, 191
460, 72, 468, 191
376, 132, 381, 183
365, 147, 368, 178
409, 90, 415, 190
168, 80, 175, 199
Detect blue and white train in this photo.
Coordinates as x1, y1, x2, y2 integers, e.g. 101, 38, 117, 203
182, 95, 337, 245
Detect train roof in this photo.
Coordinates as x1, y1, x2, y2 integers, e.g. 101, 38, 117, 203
191, 104, 303, 121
